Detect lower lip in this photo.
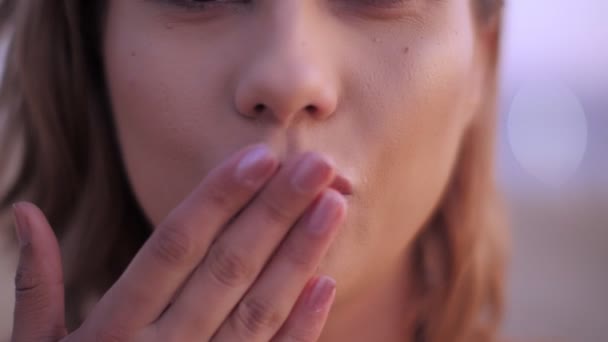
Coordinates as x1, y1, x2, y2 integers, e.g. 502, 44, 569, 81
330, 186, 353, 198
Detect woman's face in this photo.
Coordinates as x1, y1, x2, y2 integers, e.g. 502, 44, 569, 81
104, 0, 488, 300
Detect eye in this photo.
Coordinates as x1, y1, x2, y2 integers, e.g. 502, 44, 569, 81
158, 0, 250, 11
358, 0, 413, 8
333, 0, 423, 20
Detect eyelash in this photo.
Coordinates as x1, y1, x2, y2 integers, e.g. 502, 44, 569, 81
160, 0, 249, 10
160, 0, 412, 11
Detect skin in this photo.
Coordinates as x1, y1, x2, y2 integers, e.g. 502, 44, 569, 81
11, 0, 493, 341
106, 0, 488, 339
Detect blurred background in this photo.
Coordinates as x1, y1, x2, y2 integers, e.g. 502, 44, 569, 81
498, 0, 607, 341
0, 0, 606, 341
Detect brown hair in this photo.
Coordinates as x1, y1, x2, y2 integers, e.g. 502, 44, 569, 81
0, 1, 507, 341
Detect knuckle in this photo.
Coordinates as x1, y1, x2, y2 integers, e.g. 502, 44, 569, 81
13, 263, 65, 319
14, 264, 41, 293
284, 329, 318, 342
206, 243, 255, 288
259, 194, 294, 226
93, 325, 131, 342
233, 296, 284, 337
279, 238, 316, 273
281, 310, 326, 342
201, 181, 233, 212
14, 284, 50, 314
151, 222, 193, 265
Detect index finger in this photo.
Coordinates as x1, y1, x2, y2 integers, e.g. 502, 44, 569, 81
86, 144, 279, 332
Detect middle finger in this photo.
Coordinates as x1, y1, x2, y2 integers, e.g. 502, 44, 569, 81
156, 152, 335, 340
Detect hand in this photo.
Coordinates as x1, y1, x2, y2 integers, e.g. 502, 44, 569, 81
10, 143, 347, 342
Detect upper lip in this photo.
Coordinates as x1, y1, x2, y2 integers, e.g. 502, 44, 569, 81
329, 172, 353, 196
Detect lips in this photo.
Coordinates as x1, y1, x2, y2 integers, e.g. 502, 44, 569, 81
329, 172, 353, 196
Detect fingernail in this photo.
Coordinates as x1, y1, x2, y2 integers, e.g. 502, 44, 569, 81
307, 191, 344, 236
308, 276, 336, 312
235, 145, 276, 187
12, 203, 31, 247
291, 154, 332, 193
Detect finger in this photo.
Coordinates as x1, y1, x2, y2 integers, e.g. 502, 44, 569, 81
270, 275, 336, 342
212, 189, 346, 342
86, 143, 278, 333
157, 152, 335, 340
11, 202, 67, 342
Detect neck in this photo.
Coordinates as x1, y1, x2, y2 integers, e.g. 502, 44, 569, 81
317, 248, 419, 342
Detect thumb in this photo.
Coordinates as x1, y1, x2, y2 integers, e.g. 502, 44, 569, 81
11, 202, 67, 342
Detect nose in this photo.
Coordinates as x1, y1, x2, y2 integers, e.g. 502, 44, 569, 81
234, 4, 338, 126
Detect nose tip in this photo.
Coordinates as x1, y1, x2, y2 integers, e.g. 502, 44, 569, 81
234, 62, 338, 125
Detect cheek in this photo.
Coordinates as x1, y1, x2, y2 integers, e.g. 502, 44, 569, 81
347, 21, 476, 251
102, 4, 245, 225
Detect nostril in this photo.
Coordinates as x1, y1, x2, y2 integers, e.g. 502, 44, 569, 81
253, 103, 266, 113
305, 105, 317, 114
